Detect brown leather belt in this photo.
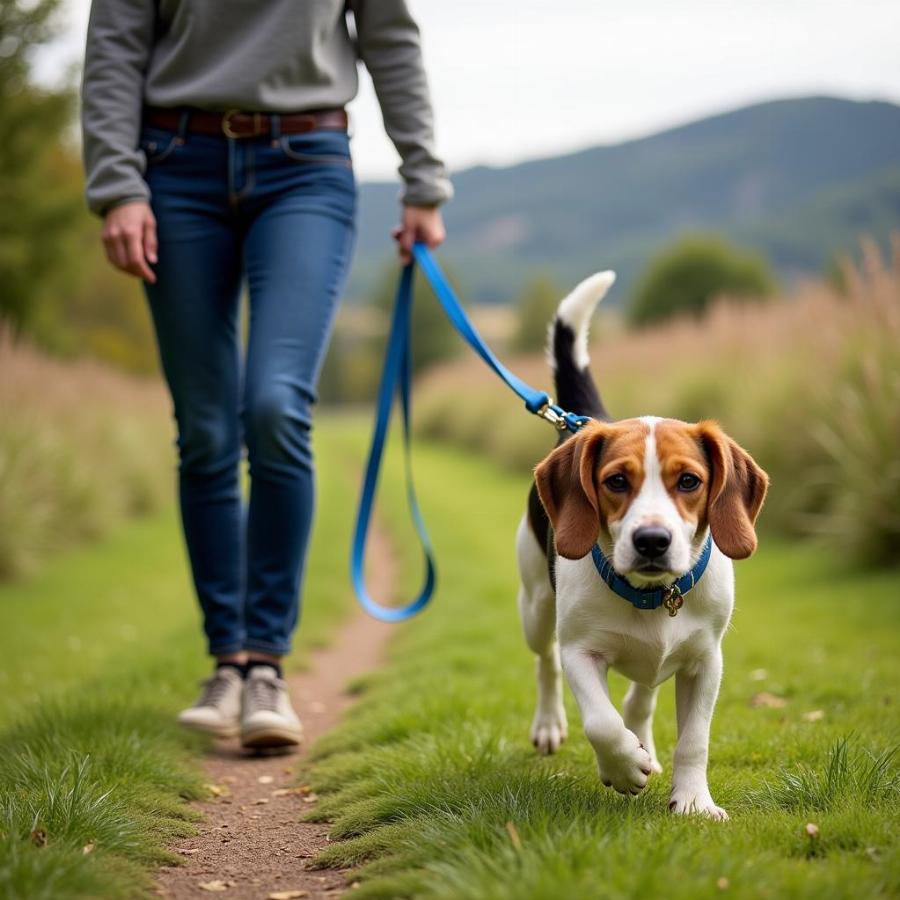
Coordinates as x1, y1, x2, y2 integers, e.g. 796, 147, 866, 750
142, 106, 348, 139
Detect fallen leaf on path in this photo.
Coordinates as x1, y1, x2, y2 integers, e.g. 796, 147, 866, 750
301, 793, 318, 803
254, 798, 270, 805
271, 788, 294, 797
199, 881, 229, 892
175, 847, 200, 855
750, 692, 787, 709
258, 775, 274, 784
205, 783, 229, 797
267, 891, 309, 899
802, 710, 825, 722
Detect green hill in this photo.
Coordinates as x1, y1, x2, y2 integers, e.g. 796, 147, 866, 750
349, 96, 900, 302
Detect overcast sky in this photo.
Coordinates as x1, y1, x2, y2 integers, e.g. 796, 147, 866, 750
36, 0, 900, 182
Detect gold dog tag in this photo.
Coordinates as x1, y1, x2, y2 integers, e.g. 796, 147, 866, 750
663, 585, 684, 617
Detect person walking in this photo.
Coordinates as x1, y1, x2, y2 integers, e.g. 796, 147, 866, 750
81, 0, 451, 748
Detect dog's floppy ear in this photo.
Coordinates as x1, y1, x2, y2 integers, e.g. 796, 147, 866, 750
534, 422, 608, 560
698, 421, 769, 560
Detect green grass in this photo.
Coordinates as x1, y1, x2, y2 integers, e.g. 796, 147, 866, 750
0, 423, 360, 899
306, 432, 900, 899
2, 415, 898, 898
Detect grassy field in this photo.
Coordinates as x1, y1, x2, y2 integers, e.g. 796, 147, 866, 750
308, 429, 900, 899
0, 424, 359, 900
2, 416, 898, 898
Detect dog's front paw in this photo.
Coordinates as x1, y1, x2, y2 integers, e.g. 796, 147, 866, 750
530, 704, 568, 755
594, 731, 653, 795
668, 785, 728, 820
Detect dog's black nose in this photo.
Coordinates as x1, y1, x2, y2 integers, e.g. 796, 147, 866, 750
633, 525, 672, 559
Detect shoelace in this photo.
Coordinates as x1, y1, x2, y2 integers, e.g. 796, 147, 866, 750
198, 672, 235, 707
248, 676, 281, 713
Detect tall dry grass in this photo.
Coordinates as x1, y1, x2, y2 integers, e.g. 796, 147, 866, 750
0, 330, 173, 579
416, 238, 900, 566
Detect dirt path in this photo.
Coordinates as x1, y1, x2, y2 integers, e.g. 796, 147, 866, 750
156, 524, 396, 900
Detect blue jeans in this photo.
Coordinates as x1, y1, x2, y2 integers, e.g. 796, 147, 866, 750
141, 113, 356, 656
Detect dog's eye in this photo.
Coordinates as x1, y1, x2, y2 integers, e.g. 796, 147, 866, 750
677, 473, 702, 492
604, 474, 629, 493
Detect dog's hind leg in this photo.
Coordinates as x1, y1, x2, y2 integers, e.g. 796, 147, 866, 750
622, 682, 664, 774
516, 515, 567, 755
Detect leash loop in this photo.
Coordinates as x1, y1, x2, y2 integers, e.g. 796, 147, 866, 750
351, 244, 588, 622
350, 263, 435, 623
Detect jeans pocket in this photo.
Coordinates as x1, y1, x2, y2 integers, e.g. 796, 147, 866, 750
278, 132, 352, 167
140, 127, 182, 165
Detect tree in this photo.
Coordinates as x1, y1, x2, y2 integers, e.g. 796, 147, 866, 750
0, 0, 80, 336
511, 274, 560, 353
629, 235, 775, 327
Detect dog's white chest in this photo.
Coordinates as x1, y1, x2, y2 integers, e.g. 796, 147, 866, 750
585, 614, 709, 686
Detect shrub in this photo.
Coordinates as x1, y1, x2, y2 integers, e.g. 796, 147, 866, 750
629, 234, 775, 326
511, 275, 561, 353
0, 329, 172, 580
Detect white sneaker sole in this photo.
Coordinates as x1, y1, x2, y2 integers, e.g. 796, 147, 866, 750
177, 718, 240, 739
240, 725, 303, 749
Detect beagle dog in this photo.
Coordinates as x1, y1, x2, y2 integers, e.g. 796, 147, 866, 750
517, 271, 768, 819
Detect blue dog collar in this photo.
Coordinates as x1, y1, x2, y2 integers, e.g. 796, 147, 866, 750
590, 534, 713, 617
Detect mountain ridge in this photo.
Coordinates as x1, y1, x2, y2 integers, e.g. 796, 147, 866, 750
348, 96, 900, 303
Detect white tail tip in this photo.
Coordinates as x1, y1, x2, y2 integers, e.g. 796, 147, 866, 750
551, 270, 616, 369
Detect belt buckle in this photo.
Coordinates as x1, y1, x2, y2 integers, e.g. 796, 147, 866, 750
221, 109, 263, 139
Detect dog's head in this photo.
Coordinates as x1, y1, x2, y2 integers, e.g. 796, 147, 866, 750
534, 416, 768, 585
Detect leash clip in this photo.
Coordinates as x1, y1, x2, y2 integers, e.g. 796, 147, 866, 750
536, 401, 570, 432
663, 585, 684, 617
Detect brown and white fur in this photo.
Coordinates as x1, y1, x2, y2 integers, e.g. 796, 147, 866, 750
517, 271, 768, 819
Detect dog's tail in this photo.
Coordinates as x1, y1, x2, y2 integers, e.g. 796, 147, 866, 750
547, 271, 616, 421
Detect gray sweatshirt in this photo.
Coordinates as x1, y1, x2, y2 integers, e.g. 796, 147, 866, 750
81, 0, 452, 215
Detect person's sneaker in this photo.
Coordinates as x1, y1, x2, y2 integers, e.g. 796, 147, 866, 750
176, 666, 243, 738
240, 665, 303, 749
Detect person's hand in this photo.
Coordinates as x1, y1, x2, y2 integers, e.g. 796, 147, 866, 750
392, 205, 445, 264
102, 200, 158, 284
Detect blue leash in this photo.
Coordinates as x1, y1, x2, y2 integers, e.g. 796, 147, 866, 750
351, 243, 590, 623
